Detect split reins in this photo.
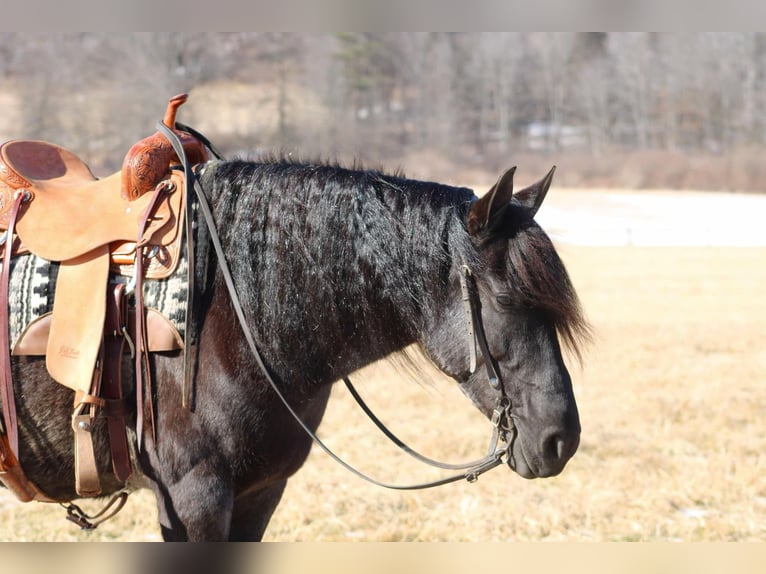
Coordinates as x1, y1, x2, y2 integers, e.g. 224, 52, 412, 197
159, 123, 516, 490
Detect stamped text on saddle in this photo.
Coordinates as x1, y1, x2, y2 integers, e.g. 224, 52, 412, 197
0, 94, 208, 517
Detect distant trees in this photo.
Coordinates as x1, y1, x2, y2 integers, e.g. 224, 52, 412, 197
1, 33, 765, 188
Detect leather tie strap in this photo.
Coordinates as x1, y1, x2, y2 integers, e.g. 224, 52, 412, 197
133, 181, 171, 451
0, 191, 28, 456
103, 283, 132, 481
158, 121, 225, 411
156, 124, 510, 490
72, 355, 105, 497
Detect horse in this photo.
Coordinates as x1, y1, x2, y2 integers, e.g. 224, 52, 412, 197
4, 157, 589, 541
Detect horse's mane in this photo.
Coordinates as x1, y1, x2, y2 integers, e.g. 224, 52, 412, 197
198, 157, 475, 382
198, 157, 588, 377
202, 156, 476, 292
231, 152, 410, 179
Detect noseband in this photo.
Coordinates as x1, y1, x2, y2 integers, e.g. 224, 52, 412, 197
160, 124, 516, 490
324, 261, 517, 488
342, 263, 516, 485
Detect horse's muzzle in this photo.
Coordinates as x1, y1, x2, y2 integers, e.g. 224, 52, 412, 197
507, 425, 580, 479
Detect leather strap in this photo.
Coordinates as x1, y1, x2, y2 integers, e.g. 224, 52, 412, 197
157, 124, 509, 490
72, 359, 104, 497
172, 121, 224, 410
0, 191, 27, 456
63, 491, 129, 530
343, 376, 505, 471
133, 180, 172, 450
62, 491, 128, 530
460, 265, 478, 373
0, 434, 56, 503
180, 141, 196, 410
72, 413, 101, 497
103, 283, 132, 482
461, 265, 503, 390
0, 192, 58, 503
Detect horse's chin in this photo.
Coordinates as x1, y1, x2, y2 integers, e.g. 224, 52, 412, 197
506, 440, 538, 479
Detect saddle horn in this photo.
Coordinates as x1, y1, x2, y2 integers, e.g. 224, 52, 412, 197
121, 93, 208, 201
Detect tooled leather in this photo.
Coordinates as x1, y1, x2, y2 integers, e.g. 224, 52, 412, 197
0, 164, 31, 230
121, 93, 207, 201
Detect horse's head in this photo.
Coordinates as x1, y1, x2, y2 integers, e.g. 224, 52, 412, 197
422, 166, 588, 479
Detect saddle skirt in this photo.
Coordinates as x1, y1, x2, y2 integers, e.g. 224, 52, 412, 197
6, 248, 188, 357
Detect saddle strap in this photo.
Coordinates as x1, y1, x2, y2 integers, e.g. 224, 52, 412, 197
103, 283, 132, 482
72, 362, 104, 497
0, 191, 26, 456
0, 192, 59, 503
134, 181, 171, 450
0, 433, 56, 503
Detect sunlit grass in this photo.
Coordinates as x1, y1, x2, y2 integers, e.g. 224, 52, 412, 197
1, 241, 763, 541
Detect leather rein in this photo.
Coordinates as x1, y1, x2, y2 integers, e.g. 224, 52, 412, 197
160, 123, 517, 490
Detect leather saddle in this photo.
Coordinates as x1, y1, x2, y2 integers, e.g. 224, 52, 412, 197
1, 93, 204, 385
0, 93, 203, 273
0, 94, 207, 500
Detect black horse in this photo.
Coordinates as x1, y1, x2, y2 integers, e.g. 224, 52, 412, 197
6, 158, 588, 541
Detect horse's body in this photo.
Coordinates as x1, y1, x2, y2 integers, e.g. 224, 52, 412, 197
4, 158, 588, 541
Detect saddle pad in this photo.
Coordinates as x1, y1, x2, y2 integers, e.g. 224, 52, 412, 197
4, 247, 189, 353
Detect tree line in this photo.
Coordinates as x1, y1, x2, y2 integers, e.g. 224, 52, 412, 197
1, 33, 764, 189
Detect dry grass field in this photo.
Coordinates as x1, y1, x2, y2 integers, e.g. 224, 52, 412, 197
265, 245, 766, 542
0, 194, 764, 542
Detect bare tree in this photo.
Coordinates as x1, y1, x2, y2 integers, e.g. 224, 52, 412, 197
3, 32, 766, 188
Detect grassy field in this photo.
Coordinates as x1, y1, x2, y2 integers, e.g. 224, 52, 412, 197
1, 242, 764, 541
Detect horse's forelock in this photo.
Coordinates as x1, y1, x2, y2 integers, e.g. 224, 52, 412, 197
506, 225, 591, 362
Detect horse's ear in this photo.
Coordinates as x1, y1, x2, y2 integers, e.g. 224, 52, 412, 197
467, 166, 516, 236
513, 165, 556, 217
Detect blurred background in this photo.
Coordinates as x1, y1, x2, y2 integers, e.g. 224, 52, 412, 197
2, 32, 766, 190
1, 32, 764, 543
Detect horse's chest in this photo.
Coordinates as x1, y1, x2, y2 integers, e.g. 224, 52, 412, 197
227, 384, 333, 489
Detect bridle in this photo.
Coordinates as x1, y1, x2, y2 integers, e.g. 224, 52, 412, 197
159, 123, 517, 490
339, 264, 516, 484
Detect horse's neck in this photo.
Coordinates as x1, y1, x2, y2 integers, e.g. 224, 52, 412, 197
240, 178, 460, 382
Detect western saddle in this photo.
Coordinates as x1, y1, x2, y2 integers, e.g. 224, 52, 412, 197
0, 94, 209, 523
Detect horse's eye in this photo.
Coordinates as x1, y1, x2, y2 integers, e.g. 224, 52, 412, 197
496, 293, 514, 307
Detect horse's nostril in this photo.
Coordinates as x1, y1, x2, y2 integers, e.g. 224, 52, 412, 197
542, 433, 563, 461
541, 430, 578, 462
